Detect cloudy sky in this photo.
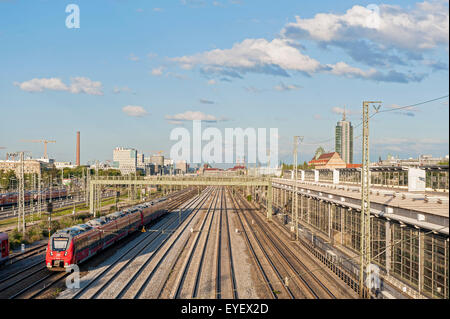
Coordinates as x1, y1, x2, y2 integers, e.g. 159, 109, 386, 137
0, 0, 448, 165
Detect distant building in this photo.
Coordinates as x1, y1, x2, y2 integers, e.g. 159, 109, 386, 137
176, 160, 188, 174
164, 158, 174, 175
375, 154, 449, 167
335, 110, 353, 164
308, 152, 347, 170
35, 157, 55, 165
0, 159, 46, 174
150, 155, 164, 175
112, 147, 137, 174
54, 161, 76, 169
137, 152, 145, 169
150, 155, 164, 167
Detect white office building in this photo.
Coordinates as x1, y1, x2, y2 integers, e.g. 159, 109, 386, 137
112, 147, 137, 174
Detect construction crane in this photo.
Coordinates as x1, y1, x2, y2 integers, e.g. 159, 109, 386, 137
21, 139, 56, 159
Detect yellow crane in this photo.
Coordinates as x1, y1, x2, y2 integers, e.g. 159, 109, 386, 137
21, 139, 56, 159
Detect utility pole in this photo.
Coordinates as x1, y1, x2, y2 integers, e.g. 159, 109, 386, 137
18, 152, 25, 236
359, 101, 381, 298
291, 136, 303, 238
38, 168, 42, 218
9, 152, 25, 235
95, 161, 100, 217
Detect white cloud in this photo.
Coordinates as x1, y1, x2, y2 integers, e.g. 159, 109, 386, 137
165, 111, 220, 122
14, 77, 103, 95
282, 2, 449, 51
14, 78, 68, 92
153, 8, 163, 12
172, 38, 322, 76
325, 61, 426, 83
327, 62, 377, 78
273, 82, 302, 91
122, 105, 148, 117
332, 106, 358, 116
172, 35, 422, 83
68, 77, 103, 95
113, 86, 133, 94
372, 137, 449, 153
207, 79, 217, 85
167, 120, 183, 125
151, 67, 165, 76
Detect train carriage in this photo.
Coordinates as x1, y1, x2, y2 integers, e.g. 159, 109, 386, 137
0, 188, 68, 208
0, 232, 9, 265
46, 195, 172, 270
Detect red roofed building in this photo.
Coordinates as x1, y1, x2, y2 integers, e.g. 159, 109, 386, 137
346, 163, 362, 169
308, 152, 347, 170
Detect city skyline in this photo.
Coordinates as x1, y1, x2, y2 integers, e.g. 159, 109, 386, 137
0, 1, 448, 303
0, 0, 448, 165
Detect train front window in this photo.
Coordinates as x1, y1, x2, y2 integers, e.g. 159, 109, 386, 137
52, 238, 68, 251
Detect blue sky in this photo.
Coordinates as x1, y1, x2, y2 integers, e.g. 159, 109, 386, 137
0, 0, 448, 165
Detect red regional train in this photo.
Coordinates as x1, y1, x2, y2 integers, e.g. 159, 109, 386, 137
0, 232, 9, 265
46, 196, 171, 270
0, 188, 68, 207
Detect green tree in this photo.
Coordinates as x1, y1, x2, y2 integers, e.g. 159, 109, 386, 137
0, 169, 16, 190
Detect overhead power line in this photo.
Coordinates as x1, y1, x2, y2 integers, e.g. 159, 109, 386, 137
302, 94, 449, 147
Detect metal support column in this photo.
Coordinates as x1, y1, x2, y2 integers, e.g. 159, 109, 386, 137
267, 182, 272, 220
90, 182, 95, 216
360, 100, 381, 298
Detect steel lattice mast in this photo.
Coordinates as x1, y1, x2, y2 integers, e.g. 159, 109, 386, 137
292, 136, 303, 239
360, 101, 381, 298
18, 152, 25, 235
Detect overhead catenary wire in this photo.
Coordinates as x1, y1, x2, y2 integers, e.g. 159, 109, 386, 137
300, 94, 449, 147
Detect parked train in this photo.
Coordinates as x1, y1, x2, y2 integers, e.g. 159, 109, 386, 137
45, 196, 172, 270
0, 188, 68, 207
0, 232, 9, 265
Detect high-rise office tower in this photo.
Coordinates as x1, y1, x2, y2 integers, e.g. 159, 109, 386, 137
335, 109, 353, 164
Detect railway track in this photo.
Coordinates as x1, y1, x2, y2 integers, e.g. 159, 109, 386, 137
49, 186, 355, 300
236, 190, 356, 299
173, 187, 222, 299
0, 192, 116, 221
0, 188, 197, 299
217, 187, 237, 299
257, 196, 358, 298
228, 188, 291, 299
136, 187, 220, 299
62, 187, 214, 299
4, 243, 47, 266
